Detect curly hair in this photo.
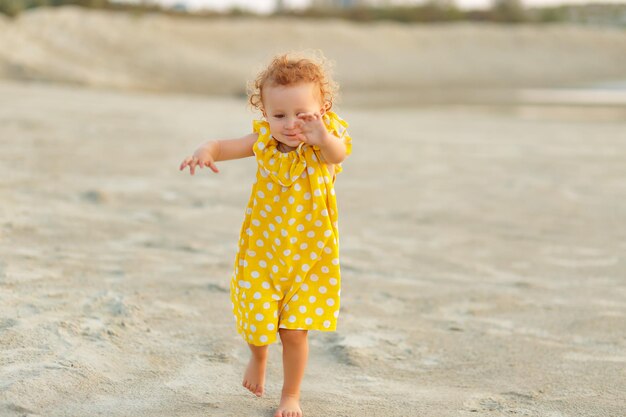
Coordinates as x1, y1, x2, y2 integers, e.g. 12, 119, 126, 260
248, 51, 338, 113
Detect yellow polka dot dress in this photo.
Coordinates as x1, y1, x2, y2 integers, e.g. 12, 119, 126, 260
230, 111, 352, 346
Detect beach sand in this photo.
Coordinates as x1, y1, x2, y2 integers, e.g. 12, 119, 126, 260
1, 7, 626, 417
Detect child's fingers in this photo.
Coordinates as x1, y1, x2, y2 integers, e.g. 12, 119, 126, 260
179, 157, 192, 170
297, 112, 315, 121
206, 160, 220, 173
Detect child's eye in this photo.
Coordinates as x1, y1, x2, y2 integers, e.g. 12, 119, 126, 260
274, 114, 284, 119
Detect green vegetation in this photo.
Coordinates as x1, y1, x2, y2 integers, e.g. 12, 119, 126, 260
1, 0, 625, 28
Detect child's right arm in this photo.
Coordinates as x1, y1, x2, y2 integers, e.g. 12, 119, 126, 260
179, 133, 258, 175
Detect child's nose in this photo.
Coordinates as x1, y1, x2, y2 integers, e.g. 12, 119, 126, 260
285, 117, 296, 129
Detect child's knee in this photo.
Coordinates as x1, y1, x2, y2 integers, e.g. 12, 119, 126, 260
279, 328, 308, 345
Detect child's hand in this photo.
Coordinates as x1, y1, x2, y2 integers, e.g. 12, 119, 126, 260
294, 112, 331, 147
179, 145, 219, 175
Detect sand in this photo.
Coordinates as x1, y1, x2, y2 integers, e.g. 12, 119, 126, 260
2, 7, 626, 98
1, 7, 626, 417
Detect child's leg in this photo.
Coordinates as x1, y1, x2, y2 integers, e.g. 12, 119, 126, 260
275, 329, 308, 417
243, 343, 269, 397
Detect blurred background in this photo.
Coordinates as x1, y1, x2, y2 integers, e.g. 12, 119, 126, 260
1, 1, 625, 416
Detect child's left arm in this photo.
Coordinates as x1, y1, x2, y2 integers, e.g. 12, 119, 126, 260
294, 112, 347, 165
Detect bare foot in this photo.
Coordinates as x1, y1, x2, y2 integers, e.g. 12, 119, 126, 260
274, 393, 302, 417
242, 354, 267, 397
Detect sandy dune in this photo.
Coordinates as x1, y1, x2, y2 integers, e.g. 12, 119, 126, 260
2, 7, 626, 98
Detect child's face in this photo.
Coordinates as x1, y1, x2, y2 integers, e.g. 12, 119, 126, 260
262, 82, 325, 148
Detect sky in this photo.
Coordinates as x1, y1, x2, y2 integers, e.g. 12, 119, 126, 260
152, 0, 626, 13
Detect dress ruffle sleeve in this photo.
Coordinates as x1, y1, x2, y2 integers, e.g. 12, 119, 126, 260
252, 119, 308, 187
321, 111, 352, 175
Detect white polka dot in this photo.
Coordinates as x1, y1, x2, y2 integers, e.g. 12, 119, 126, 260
263, 231, 269, 239
293, 254, 301, 261
283, 249, 291, 256
300, 243, 308, 250
252, 219, 261, 227
314, 189, 322, 197
260, 210, 267, 218
288, 196, 295, 204
262, 282, 270, 289
310, 274, 319, 282
301, 284, 309, 291
324, 247, 332, 254
265, 204, 272, 212
305, 213, 312, 221
324, 230, 332, 237
255, 313, 264, 321
274, 195, 280, 202
309, 295, 317, 303
310, 252, 318, 260
290, 237, 297, 244
257, 191, 265, 198
304, 192, 311, 200
294, 183, 302, 191
266, 182, 273, 190
296, 205, 304, 213
269, 223, 276, 232
329, 278, 338, 285
251, 271, 260, 278
288, 315, 296, 323
253, 292, 262, 299
272, 294, 281, 300
272, 265, 279, 273
302, 264, 310, 272
321, 209, 328, 216
317, 241, 324, 249
334, 310, 339, 318
323, 320, 331, 328
299, 306, 307, 313
297, 225, 305, 232
288, 218, 296, 225
256, 239, 264, 247
322, 266, 329, 273
275, 216, 282, 223
326, 299, 335, 306
282, 206, 287, 214
295, 275, 302, 282
266, 252, 273, 259
263, 302, 271, 309
274, 238, 281, 246
319, 286, 327, 294
260, 260, 267, 268
238, 280, 251, 289
315, 308, 324, 316
260, 335, 268, 343
307, 167, 315, 175
314, 220, 322, 227
281, 229, 288, 237
305, 318, 313, 325
307, 231, 315, 238
260, 127, 267, 135
250, 324, 257, 332
267, 323, 275, 330
332, 258, 339, 265
247, 250, 257, 257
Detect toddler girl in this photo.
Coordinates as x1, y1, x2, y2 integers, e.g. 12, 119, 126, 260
179, 52, 352, 417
